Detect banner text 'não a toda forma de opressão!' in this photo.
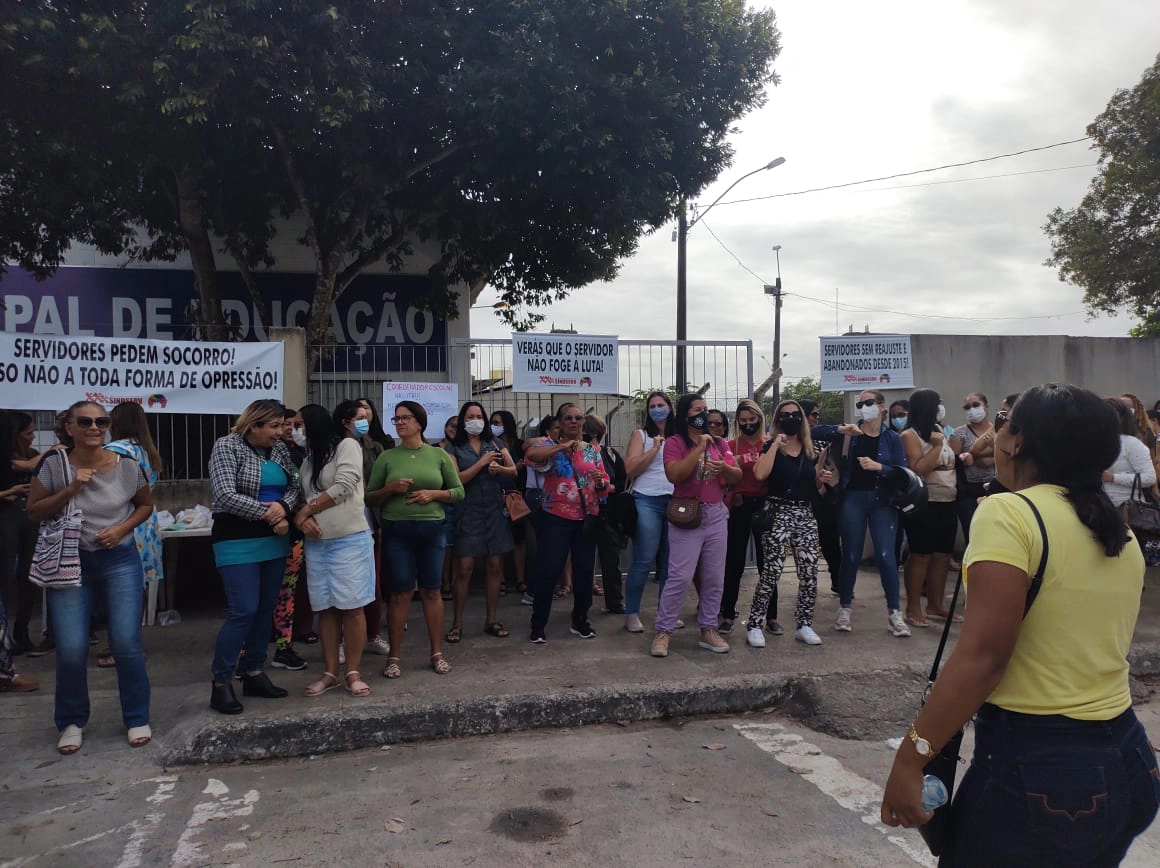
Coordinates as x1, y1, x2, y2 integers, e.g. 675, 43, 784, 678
0, 333, 284, 413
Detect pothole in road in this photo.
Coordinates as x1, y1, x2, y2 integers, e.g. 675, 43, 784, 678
540, 786, 574, 802
778, 669, 928, 740
489, 807, 568, 842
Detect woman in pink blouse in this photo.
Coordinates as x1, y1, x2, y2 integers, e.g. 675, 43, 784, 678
650, 394, 741, 657
525, 403, 610, 644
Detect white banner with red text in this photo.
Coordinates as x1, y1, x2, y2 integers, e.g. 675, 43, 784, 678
511, 332, 619, 394
0, 333, 284, 413
819, 334, 914, 392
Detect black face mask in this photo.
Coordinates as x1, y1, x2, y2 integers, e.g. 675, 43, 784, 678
689, 411, 709, 430
779, 417, 803, 436
739, 422, 761, 436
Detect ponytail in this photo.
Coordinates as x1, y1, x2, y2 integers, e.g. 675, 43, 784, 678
1061, 477, 1129, 558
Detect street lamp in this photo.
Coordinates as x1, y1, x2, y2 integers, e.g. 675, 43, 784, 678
764, 245, 784, 404
471, 301, 510, 311
675, 157, 785, 389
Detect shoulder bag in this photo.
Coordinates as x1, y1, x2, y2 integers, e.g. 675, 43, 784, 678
917, 491, 1048, 857
29, 450, 85, 589
1122, 473, 1160, 536
666, 448, 708, 529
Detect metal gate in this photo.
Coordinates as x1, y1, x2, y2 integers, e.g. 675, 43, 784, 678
449, 338, 754, 450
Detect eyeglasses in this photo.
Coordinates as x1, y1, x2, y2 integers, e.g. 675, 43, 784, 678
778, 412, 803, 422
808, 411, 820, 418
854, 400, 880, 409
561, 414, 585, 422
74, 416, 111, 429
391, 415, 416, 424
708, 420, 725, 428
962, 401, 984, 410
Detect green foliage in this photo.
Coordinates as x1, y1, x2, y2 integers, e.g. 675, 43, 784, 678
1128, 310, 1160, 337
1044, 55, 1160, 333
778, 378, 844, 424
1, 1, 782, 345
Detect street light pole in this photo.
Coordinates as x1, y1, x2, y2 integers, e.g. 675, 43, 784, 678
675, 156, 785, 392
765, 244, 783, 405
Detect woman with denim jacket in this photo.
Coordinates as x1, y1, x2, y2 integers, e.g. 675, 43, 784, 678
832, 389, 910, 637
207, 399, 304, 715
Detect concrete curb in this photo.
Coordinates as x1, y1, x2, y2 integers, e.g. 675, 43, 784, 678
1129, 642, 1160, 677
164, 672, 811, 765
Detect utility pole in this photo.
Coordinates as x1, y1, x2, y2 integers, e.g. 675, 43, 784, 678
765, 244, 784, 405
675, 197, 688, 391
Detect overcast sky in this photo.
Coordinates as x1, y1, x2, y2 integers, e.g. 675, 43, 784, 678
470, 0, 1158, 388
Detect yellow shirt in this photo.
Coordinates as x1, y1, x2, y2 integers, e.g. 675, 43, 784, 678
964, 484, 1143, 720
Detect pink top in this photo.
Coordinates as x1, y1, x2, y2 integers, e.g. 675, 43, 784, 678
541, 440, 610, 521
663, 436, 736, 504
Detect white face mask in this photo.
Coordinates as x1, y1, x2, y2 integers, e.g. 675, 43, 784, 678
463, 419, 486, 436
936, 404, 946, 423
291, 427, 307, 448
858, 403, 880, 422
966, 406, 987, 424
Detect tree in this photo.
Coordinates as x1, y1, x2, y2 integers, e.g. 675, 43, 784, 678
1, 1, 781, 352
1044, 55, 1160, 332
778, 377, 843, 424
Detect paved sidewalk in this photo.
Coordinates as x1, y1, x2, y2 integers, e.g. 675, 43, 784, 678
3, 565, 1159, 770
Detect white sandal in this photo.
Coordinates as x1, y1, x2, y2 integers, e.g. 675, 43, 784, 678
128, 725, 152, 747
57, 724, 83, 755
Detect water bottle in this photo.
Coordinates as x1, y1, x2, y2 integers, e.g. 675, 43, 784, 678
921, 775, 949, 811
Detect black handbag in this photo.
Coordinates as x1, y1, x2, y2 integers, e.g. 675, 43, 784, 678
1122, 473, 1160, 536
917, 491, 1048, 857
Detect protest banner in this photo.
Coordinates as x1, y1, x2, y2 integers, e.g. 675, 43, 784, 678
382, 381, 459, 441
0, 333, 284, 413
511, 332, 619, 394
819, 334, 914, 391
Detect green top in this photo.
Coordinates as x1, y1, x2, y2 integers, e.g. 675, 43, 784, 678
368, 443, 465, 522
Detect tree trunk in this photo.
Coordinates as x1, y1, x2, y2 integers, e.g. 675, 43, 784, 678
176, 168, 227, 341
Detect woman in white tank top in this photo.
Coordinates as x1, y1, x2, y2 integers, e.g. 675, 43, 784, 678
621, 392, 676, 633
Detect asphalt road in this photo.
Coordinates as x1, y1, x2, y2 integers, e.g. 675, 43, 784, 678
6, 698, 1160, 868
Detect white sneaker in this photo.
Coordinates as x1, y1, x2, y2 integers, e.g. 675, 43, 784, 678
794, 625, 823, 646
625, 614, 644, 633
367, 636, 391, 656
888, 610, 911, 638
338, 642, 346, 665
675, 619, 686, 629
835, 607, 852, 632
746, 627, 766, 648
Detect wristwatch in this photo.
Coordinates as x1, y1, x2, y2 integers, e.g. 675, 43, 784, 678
907, 723, 936, 759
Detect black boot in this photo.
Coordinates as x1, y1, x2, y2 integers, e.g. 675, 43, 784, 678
241, 671, 288, 699
210, 681, 244, 715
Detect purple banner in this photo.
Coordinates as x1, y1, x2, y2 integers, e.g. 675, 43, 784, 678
0, 267, 447, 372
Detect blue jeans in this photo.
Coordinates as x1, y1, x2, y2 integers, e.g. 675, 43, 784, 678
837, 489, 900, 610
212, 557, 285, 684
941, 703, 1160, 867
625, 493, 670, 616
50, 544, 149, 731
531, 512, 596, 628
382, 520, 446, 592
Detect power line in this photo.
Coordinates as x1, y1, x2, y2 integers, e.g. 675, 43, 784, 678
700, 219, 769, 284
848, 162, 1097, 194
713, 136, 1092, 207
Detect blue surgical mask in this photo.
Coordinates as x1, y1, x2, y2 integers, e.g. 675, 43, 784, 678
891, 416, 907, 430
490, 424, 506, 438
648, 406, 670, 424
353, 419, 370, 437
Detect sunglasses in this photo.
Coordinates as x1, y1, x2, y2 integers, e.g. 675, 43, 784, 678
391, 415, 416, 424
962, 401, 984, 410
74, 416, 111, 429
561, 414, 585, 422
778, 412, 803, 422
808, 411, 820, 418
854, 400, 880, 409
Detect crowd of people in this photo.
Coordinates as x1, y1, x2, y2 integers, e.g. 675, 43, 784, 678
2, 384, 1159, 783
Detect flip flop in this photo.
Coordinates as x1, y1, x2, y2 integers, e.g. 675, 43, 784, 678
927, 611, 965, 624
445, 626, 462, 644
905, 616, 931, 628
128, 725, 152, 747
97, 649, 116, 668
57, 724, 83, 755
484, 622, 510, 638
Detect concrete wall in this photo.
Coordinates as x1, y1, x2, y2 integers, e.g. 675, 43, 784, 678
837, 334, 1160, 418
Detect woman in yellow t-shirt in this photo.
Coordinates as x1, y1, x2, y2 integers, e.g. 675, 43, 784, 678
881, 384, 1159, 866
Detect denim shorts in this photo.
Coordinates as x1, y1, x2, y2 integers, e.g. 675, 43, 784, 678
382, 519, 446, 593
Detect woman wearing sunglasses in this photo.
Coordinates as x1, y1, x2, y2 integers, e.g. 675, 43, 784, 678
747, 400, 829, 647
833, 390, 909, 636
28, 401, 155, 754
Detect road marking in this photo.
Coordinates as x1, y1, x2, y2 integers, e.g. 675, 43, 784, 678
735, 722, 935, 867
170, 779, 260, 867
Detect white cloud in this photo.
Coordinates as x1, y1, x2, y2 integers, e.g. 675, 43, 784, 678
472, 0, 1158, 387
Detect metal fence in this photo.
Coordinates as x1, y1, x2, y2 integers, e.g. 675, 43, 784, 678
450, 338, 755, 451
308, 343, 449, 409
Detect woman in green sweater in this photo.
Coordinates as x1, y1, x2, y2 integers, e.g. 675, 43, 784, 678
367, 401, 464, 678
